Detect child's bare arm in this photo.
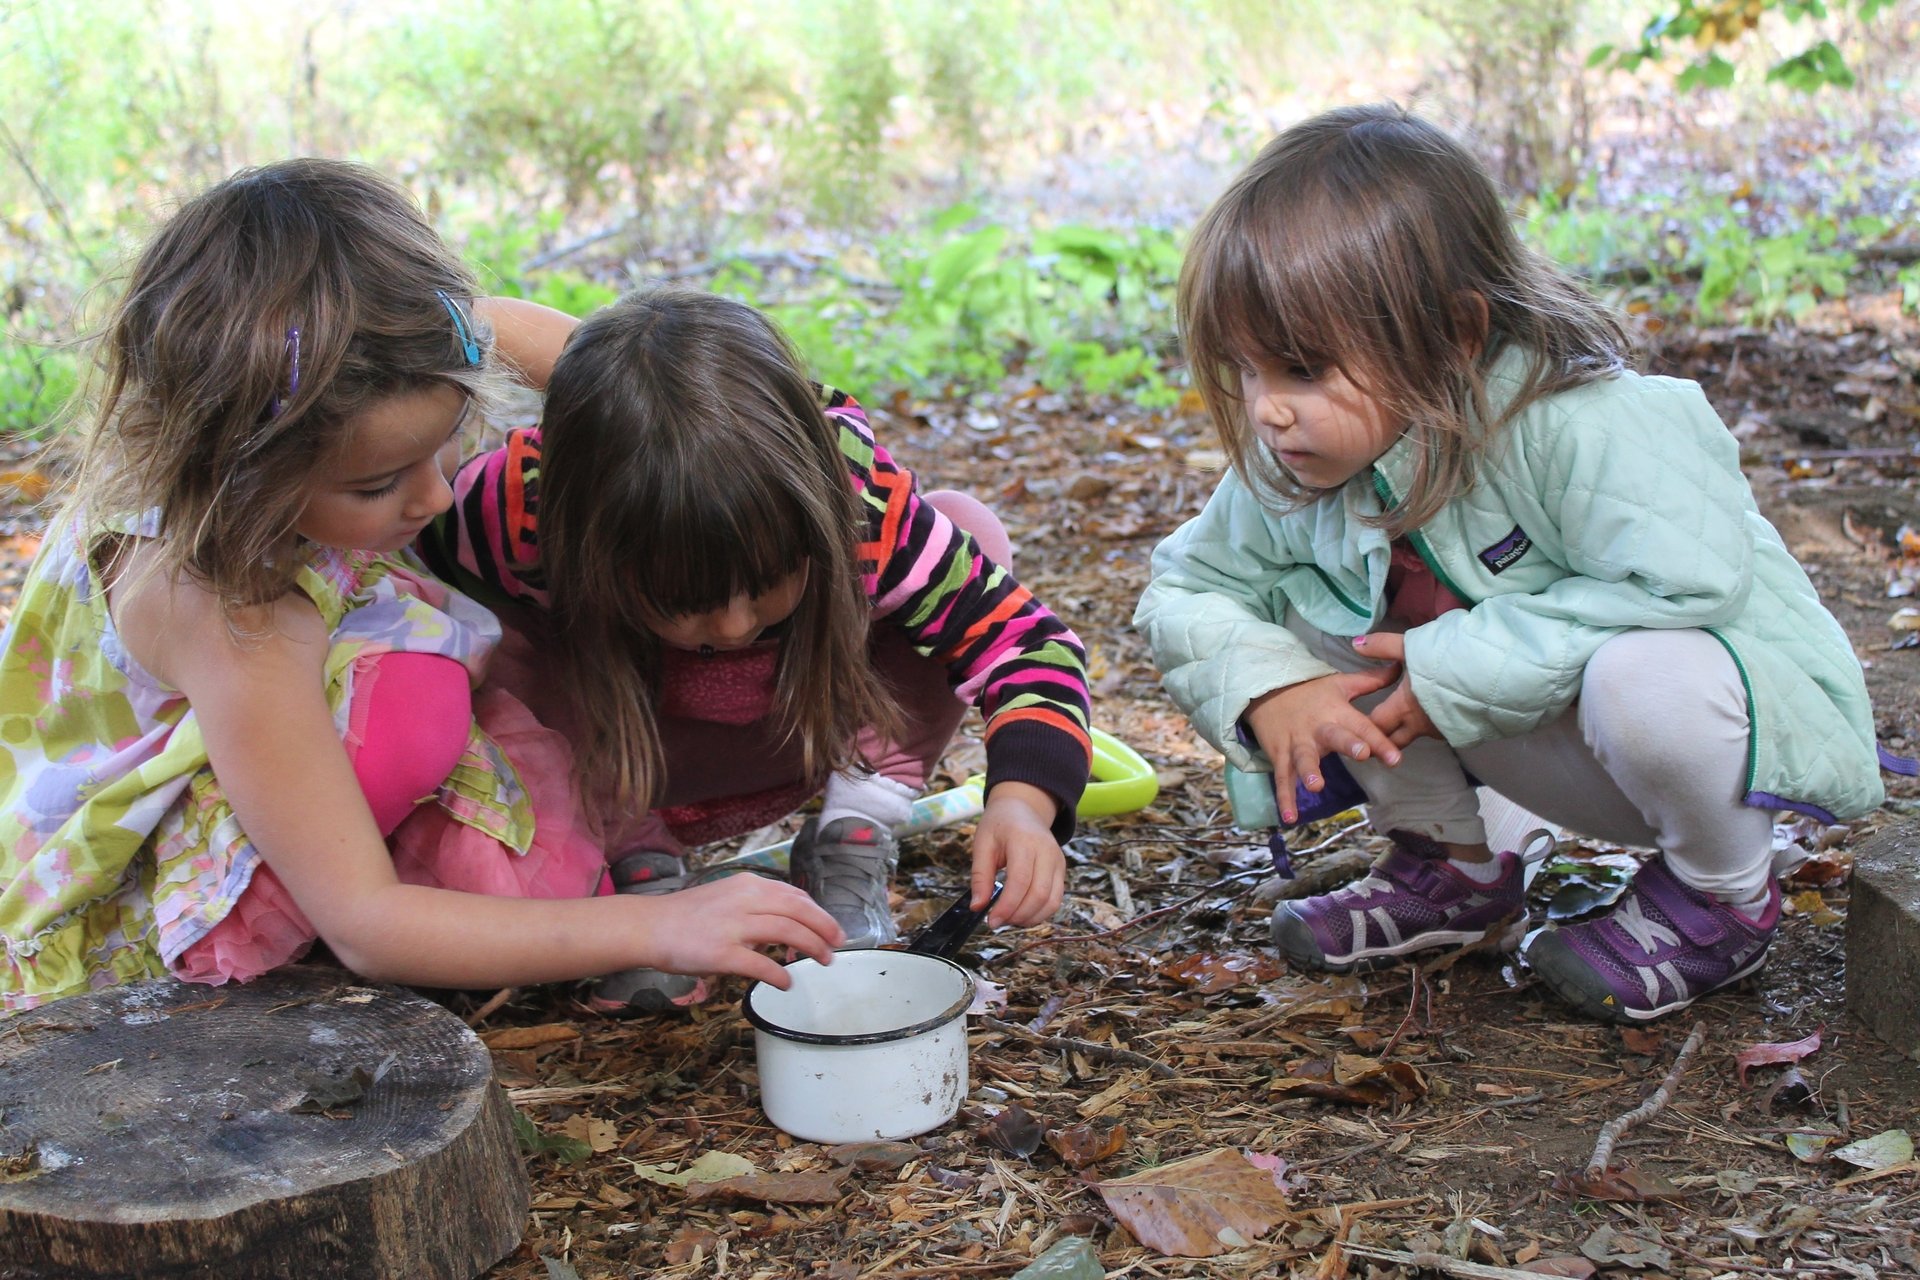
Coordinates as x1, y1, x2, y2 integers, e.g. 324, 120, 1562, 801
1242, 669, 1402, 823
127, 577, 840, 990
476, 296, 579, 391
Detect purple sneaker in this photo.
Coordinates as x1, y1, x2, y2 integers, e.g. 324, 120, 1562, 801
1523, 856, 1779, 1024
1270, 832, 1540, 972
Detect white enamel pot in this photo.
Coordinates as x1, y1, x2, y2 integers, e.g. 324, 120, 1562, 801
743, 885, 998, 1144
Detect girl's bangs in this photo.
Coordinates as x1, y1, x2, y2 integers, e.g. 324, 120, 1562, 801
617, 480, 811, 623
1198, 221, 1342, 376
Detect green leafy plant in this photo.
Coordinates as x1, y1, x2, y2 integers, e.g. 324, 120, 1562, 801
1524, 178, 1906, 328
714, 207, 1182, 405
508, 1107, 589, 1166
0, 306, 79, 439
1897, 262, 1920, 316
1595, 0, 1895, 92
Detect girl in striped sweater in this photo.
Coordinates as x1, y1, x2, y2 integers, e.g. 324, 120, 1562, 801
419, 290, 1092, 1013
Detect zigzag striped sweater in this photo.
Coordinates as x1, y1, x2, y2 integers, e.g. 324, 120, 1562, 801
418, 387, 1093, 835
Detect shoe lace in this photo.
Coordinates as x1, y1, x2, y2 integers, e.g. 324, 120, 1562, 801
808, 843, 894, 913
1348, 873, 1397, 900
1613, 894, 1680, 956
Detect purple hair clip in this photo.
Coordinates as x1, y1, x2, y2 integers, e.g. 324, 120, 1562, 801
267, 326, 301, 420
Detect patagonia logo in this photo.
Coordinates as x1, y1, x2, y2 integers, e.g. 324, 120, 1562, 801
1479, 526, 1531, 574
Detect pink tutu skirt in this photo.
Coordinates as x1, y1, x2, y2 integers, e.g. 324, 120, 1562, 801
171, 686, 606, 985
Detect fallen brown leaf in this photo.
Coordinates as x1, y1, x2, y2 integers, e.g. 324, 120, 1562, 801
1045, 1117, 1128, 1167
480, 1023, 581, 1051
1269, 1054, 1427, 1106
663, 1226, 718, 1265
826, 1140, 920, 1171
1159, 951, 1284, 994
684, 1169, 849, 1205
979, 1102, 1046, 1157
1619, 1027, 1663, 1055
560, 1114, 619, 1153
1735, 1026, 1823, 1083
1553, 1165, 1691, 1202
1090, 1147, 1292, 1257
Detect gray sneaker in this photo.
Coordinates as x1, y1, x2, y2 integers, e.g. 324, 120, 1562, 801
789, 817, 899, 948
583, 851, 711, 1016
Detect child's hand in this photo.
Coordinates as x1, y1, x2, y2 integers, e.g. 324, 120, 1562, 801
1243, 669, 1403, 823
972, 781, 1066, 928
634, 874, 845, 989
1352, 633, 1442, 746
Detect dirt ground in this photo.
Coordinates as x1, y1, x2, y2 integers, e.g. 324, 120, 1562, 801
430, 297, 1920, 1279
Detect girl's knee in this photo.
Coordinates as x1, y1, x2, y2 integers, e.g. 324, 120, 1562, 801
924, 490, 1012, 565
1580, 629, 1747, 763
1582, 630, 1735, 706
346, 652, 473, 835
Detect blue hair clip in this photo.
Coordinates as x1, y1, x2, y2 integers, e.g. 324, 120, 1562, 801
436, 290, 482, 367
267, 326, 301, 420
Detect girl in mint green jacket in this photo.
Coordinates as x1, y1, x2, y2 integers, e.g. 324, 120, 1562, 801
1135, 103, 1885, 1024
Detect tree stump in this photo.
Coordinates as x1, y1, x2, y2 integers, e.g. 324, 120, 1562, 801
0, 966, 528, 1279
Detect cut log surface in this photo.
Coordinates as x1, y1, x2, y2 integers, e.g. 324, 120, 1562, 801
0, 966, 528, 1279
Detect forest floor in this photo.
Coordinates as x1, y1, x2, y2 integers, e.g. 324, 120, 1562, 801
433, 286, 1920, 1280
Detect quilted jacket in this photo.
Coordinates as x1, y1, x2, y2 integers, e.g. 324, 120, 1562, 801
1135, 352, 1884, 822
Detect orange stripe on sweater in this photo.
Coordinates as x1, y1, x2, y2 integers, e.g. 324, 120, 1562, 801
504, 431, 539, 542
984, 707, 1093, 757
939, 584, 1034, 657
870, 466, 910, 579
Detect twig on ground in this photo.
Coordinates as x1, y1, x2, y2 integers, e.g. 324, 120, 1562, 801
465, 987, 516, 1026
989, 819, 1369, 967
1258, 846, 1374, 902
1099, 832, 1294, 847
1026, 994, 1066, 1035
1342, 1245, 1572, 1280
520, 223, 632, 271
1313, 1200, 1430, 1280
1484, 1090, 1547, 1109
644, 248, 897, 296
1378, 969, 1428, 1059
1669, 1244, 1853, 1276
1292, 1137, 1391, 1170
1417, 920, 1522, 976
1585, 1019, 1707, 1175
976, 1014, 1178, 1079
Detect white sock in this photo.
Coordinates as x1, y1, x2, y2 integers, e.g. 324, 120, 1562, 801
1721, 884, 1776, 919
1448, 855, 1506, 884
818, 769, 917, 832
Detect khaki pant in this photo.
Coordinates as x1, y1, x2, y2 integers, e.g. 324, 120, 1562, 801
1290, 618, 1776, 903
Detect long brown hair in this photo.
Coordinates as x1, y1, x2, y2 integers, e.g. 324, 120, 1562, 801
538, 289, 899, 815
67, 157, 500, 610
1179, 102, 1630, 534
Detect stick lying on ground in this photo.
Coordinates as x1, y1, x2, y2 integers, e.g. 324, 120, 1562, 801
1586, 1019, 1707, 1175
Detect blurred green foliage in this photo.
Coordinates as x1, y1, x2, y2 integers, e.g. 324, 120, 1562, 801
0, 0, 1915, 431
1596, 0, 1897, 90
705, 210, 1185, 405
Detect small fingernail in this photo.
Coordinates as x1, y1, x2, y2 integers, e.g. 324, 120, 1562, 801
1351, 745, 1367, 758
1305, 774, 1321, 788
1352, 637, 1367, 647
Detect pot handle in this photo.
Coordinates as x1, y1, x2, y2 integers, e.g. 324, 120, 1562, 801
903, 881, 1004, 961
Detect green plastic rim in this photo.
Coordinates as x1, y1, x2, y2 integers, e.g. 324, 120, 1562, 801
960, 726, 1157, 819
